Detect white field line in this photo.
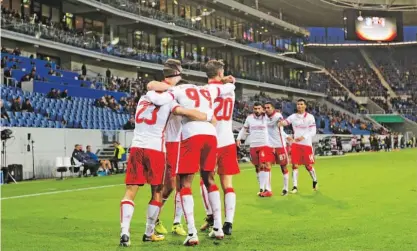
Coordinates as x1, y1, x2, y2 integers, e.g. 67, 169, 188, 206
1, 153, 362, 200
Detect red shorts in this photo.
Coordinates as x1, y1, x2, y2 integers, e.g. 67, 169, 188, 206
249, 146, 275, 166
274, 147, 289, 166
217, 144, 240, 175
165, 142, 180, 179
291, 144, 315, 165
177, 135, 217, 174
125, 147, 166, 186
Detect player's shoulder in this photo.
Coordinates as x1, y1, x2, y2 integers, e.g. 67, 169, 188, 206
176, 84, 197, 90
273, 112, 283, 118
306, 113, 315, 120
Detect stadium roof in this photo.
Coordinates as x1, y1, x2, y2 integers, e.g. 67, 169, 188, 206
259, 0, 417, 27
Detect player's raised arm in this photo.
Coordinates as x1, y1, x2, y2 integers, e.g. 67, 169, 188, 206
147, 81, 171, 91
221, 75, 236, 84
146, 90, 174, 106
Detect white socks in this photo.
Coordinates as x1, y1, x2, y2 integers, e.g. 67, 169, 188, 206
145, 200, 162, 236
180, 188, 197, 235
207, 185, 222, 230
200, 179, 213, 216
283, 170, 289, 191
173, 192, 183, 224
224, 188, 236, 223
120, 200, 135, 236
292, 168, 299, 187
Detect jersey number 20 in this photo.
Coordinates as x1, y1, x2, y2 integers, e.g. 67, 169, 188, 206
214, 97, 233, 121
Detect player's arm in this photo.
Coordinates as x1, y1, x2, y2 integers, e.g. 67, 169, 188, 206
208, 83, 235, 99
281, 128, 293, 143
236, 117, 249, 147
146, 90, 174, 106
172, 102, 214, 122
221, 75, 236, 84
147, 81, 171, 91
278, 115, 293, 127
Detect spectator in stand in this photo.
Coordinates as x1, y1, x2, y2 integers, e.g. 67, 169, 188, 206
81, 63, 87, 76
60, 89, 69, 100
12, 47, 21, 56
0, 100, 10, 123
123, 117, 135, 130
11, 97, 21, 113
47, 88, 58, 99
21, 98, 34, 112
106, 68, 111, 82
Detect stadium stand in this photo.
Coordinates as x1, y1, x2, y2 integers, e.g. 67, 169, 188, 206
1, 49, 381, 135
307, 48, 388, 96
1, 6, 325, 93
1, 85, 130, 129
233, 92, 379, 135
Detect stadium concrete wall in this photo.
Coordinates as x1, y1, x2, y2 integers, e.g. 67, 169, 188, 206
2, 128, 375, 181
2, 127, 131, 180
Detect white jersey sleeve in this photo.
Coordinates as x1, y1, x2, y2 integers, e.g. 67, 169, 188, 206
207, 83, 235, 101
146, 90, 175, 106
236, 116, 250, 141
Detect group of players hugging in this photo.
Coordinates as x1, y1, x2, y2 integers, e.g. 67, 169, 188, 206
118, 59, 319, 247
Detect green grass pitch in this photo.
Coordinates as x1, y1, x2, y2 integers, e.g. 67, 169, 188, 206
1, 149, 417, 251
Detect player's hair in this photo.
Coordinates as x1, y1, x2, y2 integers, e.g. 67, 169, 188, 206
253, 102, 262, 107
264, 101, 274, 107
163, 59, 182, 78
297, 98, 307, 105
205, 60, 224, 79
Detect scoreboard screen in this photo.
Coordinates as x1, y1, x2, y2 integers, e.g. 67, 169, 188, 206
344, 9, 404, 42
355, 16, 397, 41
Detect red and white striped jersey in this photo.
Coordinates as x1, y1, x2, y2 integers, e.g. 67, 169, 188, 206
172, 83, 235, 140
131, 91, 179, 152
209, 80, 236, 148
284, 112, 316, 146
237, 114, 269, 148
266, 111, 287, 148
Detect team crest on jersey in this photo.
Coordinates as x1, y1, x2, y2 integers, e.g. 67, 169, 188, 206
260, 151, 265, 157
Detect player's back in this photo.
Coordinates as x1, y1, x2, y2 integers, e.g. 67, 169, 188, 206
131, 93, 177, 152
212, 85, 235, 148
165, 115, 182, 142
174, 84, 216, 139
